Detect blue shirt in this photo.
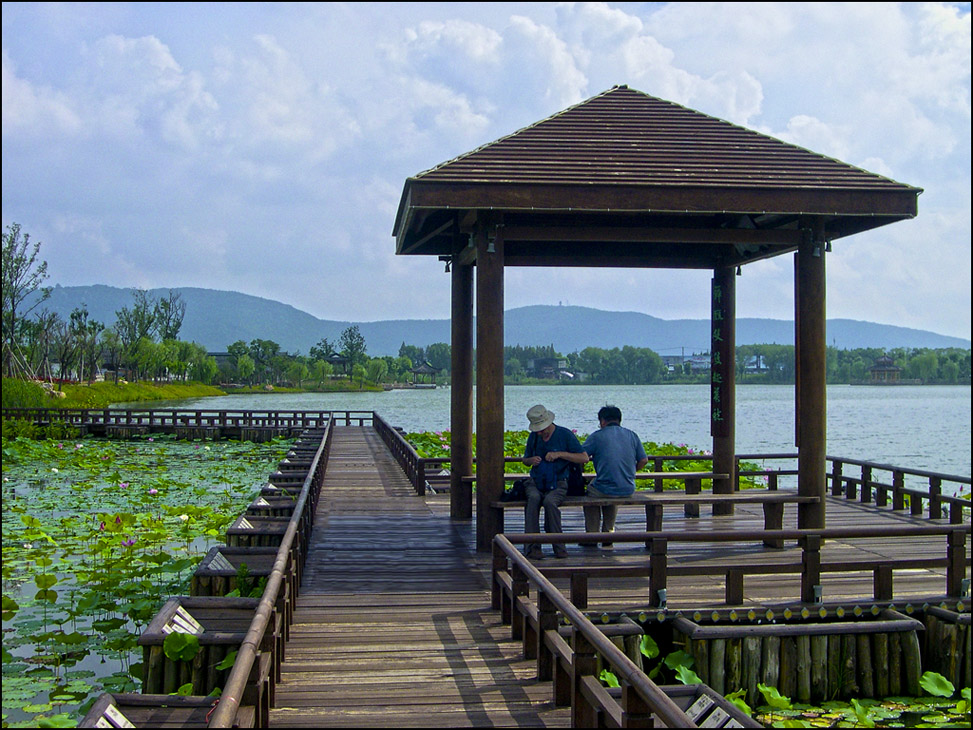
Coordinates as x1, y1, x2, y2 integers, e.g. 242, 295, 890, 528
582, 423, 647, 496
524, 425, 584, 482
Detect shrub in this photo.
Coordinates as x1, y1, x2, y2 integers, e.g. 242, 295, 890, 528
1, 377, 48, 409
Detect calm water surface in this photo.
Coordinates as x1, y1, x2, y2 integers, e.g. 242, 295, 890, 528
122, 384, 970, 478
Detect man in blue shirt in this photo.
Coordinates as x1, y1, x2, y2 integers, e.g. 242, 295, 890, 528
581, 405, 648, 549
521, 404, 587, 559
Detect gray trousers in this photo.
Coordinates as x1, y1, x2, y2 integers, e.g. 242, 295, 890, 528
583, 484, 623, 533
524, 478, 568, 537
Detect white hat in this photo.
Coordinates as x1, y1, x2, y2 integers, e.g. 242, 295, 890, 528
526, 404, 555, 432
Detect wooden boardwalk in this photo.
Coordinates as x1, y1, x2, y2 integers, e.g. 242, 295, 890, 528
270, 426, 968, 727
270, 426, 570, 727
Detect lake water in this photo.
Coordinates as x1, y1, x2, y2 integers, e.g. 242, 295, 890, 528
120, 384, 971, 479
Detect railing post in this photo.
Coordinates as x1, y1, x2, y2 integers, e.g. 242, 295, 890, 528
874, 565, 893, 601
684, 477, 701, 517
653, 457, 664, 493
726, 568, 744, 606
571, 630, 599, 728
491, 542, 505, 611
649, 538, 668, 607
892, 471, 905, 511
801, 534, 822, 604
861, 465, 872, 503
570, 573, 588, 610
511, 562, 529, 641
621, 685, 654, 729
928, 477, 942, 520
537, 589, 557, 681
946, 530, 966, 597
847, 467, 858, 500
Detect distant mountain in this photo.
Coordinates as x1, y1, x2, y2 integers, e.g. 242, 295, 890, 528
28, 285, 971, 356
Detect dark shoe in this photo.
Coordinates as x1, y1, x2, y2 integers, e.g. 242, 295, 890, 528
580, 542, 600, 550
554, 547, 569, 559
524, 547, 543, 560
601, 542, 614, 550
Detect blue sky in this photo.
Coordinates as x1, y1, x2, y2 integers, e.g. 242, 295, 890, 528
3, 2, 970, 341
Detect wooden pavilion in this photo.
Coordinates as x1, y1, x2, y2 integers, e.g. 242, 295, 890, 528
393, 85, 921, 551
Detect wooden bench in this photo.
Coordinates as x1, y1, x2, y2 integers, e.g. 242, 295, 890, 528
490, 484, 818, 548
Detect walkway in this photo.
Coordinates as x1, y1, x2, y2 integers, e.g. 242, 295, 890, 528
269, 425, 967, 727
269, 426, 570, 727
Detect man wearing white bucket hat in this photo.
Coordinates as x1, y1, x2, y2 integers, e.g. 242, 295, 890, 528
521, 404, 587, 559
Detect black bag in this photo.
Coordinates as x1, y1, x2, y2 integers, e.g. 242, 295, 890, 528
500, 479, 527, 502
567, 462, 587, 496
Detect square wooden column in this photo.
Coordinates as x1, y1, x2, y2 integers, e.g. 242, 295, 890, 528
450, 231, 474, 520
711, 266, 736, 514
475, 218, 505, 552
795, 219, 827, 529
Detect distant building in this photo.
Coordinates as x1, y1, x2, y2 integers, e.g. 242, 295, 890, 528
526, 357, 570, 379
868, 355, 902, 383
410, 361, 442, 385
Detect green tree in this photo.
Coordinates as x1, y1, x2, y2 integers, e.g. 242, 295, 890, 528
309, 337, 336, 361
154, 290, 186, 341
366, 357, 388, 384
352, 362, 367, 390
237, 353, 256, 384
340, 326, 368, 368
287, 361, 309, 387
425, 342, 451, 372
311, 359, 333, 383
2, 223, 51, 377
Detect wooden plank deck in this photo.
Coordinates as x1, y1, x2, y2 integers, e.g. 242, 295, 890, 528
270, 426, 968, 727
270, 426, 570, 727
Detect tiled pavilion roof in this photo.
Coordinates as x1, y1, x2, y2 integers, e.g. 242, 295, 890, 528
394, 86, 920, 267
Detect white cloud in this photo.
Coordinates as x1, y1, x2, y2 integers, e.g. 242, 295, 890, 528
1, 51, 81, 136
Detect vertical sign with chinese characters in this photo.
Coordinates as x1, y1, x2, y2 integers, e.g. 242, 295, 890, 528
711, 278, 731, 437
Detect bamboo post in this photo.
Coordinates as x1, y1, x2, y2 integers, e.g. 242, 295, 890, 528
810, 634, 828, 702
857, 634, 874, 698
873, 633, 890, 699
743, 636, 761, 708
796, 635, 811, 703
889, 631, 902, 696
827, 635, 841, 697
761, 636, 780, 690
840, 634, 857, 698
709, 639, 726, 694
779, 636, 798, 699
902, 630, 922, 696
726, 638, 742, 697
693, 635, 710, 685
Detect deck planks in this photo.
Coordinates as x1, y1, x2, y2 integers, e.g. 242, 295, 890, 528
269, 426, 968, 727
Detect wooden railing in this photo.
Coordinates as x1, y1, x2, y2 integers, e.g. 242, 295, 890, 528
492, 533, 698, 728
495, 525, 971, 611
207, 422, 334, 728
374, 413, 427, 495
1, 407, 332, 430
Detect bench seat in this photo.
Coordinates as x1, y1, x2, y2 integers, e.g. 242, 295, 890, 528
490, 490, 819, 548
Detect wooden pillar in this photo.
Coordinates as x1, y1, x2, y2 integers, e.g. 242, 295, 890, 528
795, 220, 827, 529
712, 265, 736, 514
475, 216, 505, 552
450, 231, 474, 520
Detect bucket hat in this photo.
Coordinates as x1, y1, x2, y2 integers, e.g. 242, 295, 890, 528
526, 404, 555, 432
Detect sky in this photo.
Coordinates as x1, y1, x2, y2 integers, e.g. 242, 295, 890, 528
2, 2, 971, 343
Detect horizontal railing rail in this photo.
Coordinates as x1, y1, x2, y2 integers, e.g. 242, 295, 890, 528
496, 524, 971, 610
207, 420, 333, 728
493, 533, 698, 728
373, 413, 427, 495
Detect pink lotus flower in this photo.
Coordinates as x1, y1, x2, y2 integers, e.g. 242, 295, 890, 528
147, 488, 158, 496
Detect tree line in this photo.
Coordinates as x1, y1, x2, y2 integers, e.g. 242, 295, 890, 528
4, 223, 969, 389
3, 223, 217, 386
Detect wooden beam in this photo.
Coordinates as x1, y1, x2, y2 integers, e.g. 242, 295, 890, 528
502, 225, 803, 246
